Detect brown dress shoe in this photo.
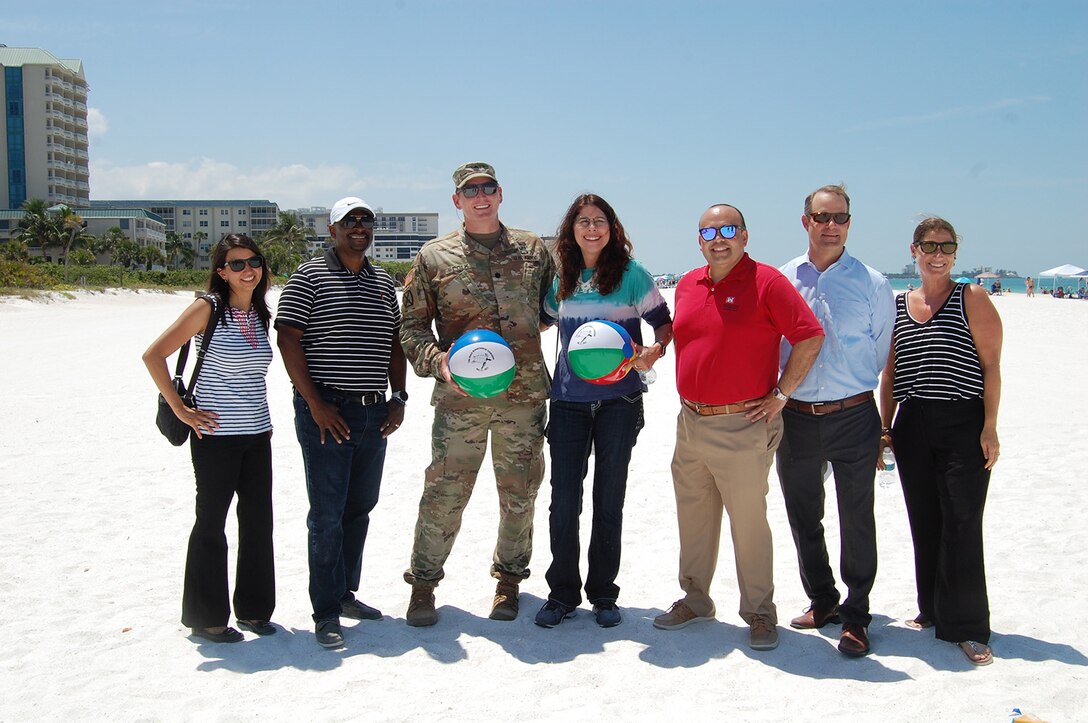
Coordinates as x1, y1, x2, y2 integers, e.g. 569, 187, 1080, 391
789, 604, 841, 629
838, 623, 871, 657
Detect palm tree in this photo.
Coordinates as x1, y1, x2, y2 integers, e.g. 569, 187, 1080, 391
92, 226, 127, 265
15, 199, 63, 259
164, 231, 189, 270
259, 211, 311, 276
56, 206, 88, 281
139, 245, 165, 271
113, 238, 141, 286
1, 238, 30, 262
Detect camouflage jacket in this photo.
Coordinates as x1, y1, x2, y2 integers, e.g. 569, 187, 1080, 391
400, 224, 556, 405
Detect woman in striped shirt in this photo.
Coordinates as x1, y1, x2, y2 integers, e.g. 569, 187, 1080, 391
878, 217, 1002, 666
143, 234, 276, 643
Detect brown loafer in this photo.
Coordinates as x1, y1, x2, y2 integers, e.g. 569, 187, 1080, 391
790, 604, 841, 630
838, 623, 871, 657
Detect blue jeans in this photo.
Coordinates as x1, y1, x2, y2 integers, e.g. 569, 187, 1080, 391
294, 388, 387, 622
544, 394, 644, 607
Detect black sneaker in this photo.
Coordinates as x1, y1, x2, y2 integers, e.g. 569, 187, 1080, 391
534, 600, 576, 628
341, 599, 382, 621
315, 619, 344, 649
592, 601, 622, 628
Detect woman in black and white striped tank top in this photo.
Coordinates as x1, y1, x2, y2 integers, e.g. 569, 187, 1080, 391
143, 234, 277, 644
878, 217, 1003, 666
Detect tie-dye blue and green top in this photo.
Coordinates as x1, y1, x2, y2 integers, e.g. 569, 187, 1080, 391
542, 259, 672, 402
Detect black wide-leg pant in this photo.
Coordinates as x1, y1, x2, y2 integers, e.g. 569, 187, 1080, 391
892, 398, 991, 644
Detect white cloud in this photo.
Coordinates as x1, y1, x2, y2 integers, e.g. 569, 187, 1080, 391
87, 107, 108, 139
88, 158, 445, 209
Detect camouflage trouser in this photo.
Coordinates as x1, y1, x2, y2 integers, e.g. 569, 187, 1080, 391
404, 398, 546, 585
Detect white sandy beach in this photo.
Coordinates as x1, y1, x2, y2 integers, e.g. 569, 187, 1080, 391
0, 288, 1085, 722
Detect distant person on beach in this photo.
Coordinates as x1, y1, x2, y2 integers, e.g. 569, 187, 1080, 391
399, 162, 555, 626
533, 193, 672, 630
143, 234, 276, 644
775, 184, 895, 658
1025, 276, 1034, 297
879, 217, 1002, 666
654, 203, 823, 651
276, 197, 407, 650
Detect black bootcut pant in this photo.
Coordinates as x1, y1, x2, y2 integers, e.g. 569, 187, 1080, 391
182, 431, 275, 629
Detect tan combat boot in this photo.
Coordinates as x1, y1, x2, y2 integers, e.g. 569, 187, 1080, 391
489, 575, 520, 621
406, 584, 437, 627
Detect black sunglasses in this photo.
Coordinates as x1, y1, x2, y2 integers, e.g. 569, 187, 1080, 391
224, 256, 263, 272
340, 215, 375, 229
699, 225, 744, 241
459, 182, 499, 199
914, 241, 958, 255
809, 212, 851, 224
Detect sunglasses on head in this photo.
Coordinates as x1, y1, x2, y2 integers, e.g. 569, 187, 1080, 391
459, 182, 499, 199
809, 212, 851, 224
914, 240, 958, 254
340, 214, 375, 229
699, 225, 743, 241
224, 256, 263, 272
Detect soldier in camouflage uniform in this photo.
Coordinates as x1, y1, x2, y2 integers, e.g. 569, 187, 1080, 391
400, 162, 555, 626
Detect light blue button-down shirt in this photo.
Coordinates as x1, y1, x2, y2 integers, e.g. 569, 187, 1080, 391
779, 248, 895, 403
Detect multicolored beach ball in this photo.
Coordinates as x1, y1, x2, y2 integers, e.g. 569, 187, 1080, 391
568, 320, 637, 385
447, 329, 516, 398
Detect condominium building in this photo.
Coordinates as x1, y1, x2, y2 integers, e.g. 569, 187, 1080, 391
1, 46, 90, 210
88, 199, 278, 268
0, 207, 166, 263
293, 207, 439, 261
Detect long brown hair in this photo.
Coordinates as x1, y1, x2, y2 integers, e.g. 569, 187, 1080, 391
554, 193, 633, 301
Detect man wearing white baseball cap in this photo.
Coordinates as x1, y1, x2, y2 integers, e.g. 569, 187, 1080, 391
276, 196, 408, 649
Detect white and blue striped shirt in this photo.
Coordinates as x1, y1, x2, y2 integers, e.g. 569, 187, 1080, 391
193, 304, 273, 435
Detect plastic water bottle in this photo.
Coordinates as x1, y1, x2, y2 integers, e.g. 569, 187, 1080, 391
879, 448, 897, 489
638, 368, 657, 385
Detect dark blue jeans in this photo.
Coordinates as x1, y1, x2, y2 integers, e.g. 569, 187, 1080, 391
544, 394, 644, 607
294, 389, 387, 622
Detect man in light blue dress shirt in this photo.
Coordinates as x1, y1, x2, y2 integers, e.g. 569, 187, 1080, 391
776, 184, 895, 657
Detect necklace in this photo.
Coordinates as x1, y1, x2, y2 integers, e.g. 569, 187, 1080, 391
229, 307, 260, 349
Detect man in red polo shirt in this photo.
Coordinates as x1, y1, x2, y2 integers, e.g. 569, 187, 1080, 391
653, 203, 824, 651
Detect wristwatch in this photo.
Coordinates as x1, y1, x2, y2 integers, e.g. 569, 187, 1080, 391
655, 340, 669, 357
390, 390, 408, 405
771, 386, 788, 402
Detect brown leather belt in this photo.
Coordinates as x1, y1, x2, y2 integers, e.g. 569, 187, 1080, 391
681, 398, 757, 416
784, 391, 873, 416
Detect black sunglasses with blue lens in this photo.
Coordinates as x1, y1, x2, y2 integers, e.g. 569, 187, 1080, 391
459, 182, 499, 199
224, 255, 263, 272
699, 225, 744, 241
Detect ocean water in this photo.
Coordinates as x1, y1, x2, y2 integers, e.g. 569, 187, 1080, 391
888, 277, 1032, 293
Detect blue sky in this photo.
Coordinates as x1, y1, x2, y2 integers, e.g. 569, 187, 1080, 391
4, 0, 1085, 275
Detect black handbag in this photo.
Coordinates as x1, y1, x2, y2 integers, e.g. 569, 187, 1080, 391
155, 296, 218, 446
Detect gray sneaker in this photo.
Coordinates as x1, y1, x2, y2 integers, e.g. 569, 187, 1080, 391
315, 619, 344, 649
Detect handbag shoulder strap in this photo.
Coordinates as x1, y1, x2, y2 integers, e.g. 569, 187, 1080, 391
187, 294, 219, 391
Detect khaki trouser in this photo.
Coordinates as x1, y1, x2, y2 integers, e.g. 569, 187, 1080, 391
670, 405, 782, 624
405, 397, 546, 585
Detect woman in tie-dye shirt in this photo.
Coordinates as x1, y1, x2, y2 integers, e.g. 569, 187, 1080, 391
534, 193, 672, 629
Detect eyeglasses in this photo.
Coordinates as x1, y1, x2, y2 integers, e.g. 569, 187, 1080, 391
699, 225, 744, 241
808, 212, 851, 224
224, 256, 263, 272
575, 217, 609, 229
914, 240, 958, 255
340, 214, 375, 229
459, 182, 499, 199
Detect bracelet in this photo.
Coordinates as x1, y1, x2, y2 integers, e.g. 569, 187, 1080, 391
881, 427, 892, 436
